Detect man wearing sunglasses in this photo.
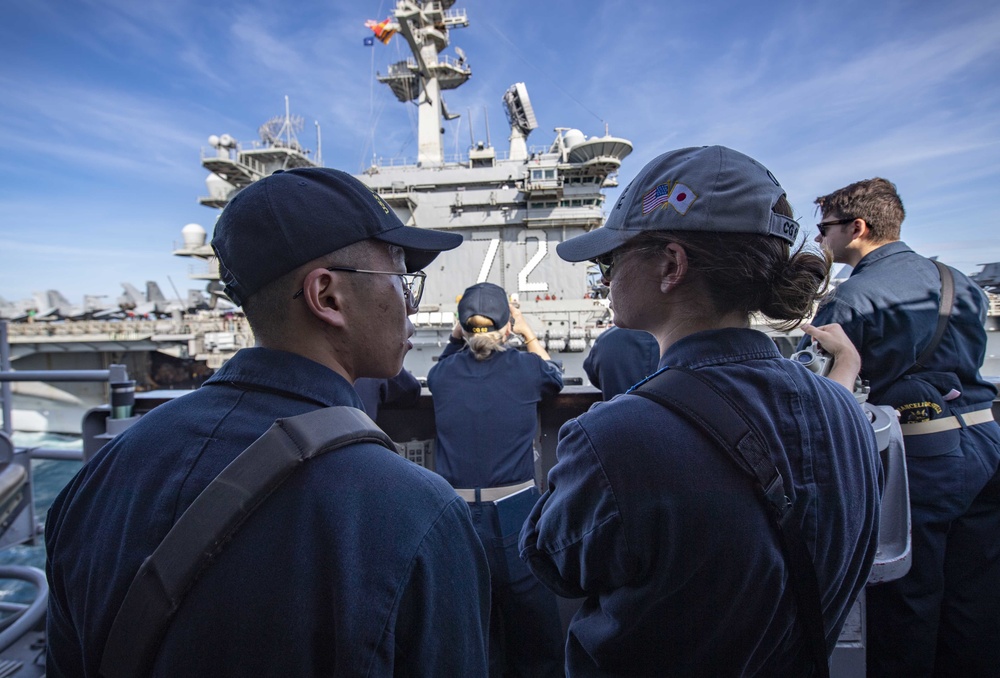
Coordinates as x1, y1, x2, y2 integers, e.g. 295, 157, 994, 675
45, 167, 491, 677
804, 177, 1000, 677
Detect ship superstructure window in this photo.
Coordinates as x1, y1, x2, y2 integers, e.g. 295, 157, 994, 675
530, 168, 558, 181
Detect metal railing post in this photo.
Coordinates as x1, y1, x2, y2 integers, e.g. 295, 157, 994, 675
1, 321, 11, 438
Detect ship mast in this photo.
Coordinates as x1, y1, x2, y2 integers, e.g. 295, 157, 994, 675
376, 1, 470, 166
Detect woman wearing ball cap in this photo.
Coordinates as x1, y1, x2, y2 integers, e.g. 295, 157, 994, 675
428, 281, 565, 677
519, 146, 882, 676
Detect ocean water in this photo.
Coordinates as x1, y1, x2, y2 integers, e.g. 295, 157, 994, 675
0, 433, 82, 606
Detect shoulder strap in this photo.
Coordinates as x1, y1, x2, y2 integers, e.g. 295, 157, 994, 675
633, 368, 831, 678
911, 259, 955, 373
100, 406, 396, 678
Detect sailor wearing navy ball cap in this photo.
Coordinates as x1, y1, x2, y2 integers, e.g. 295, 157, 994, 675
45, 167, 492, 677
428, 281, 566, 677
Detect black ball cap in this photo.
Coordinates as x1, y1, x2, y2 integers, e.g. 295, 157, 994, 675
458, 282, 511, 332
211, 167, 463, 305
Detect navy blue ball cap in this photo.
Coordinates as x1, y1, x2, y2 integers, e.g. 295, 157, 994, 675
458, 283, 511, 333
556, 145, 799, 263
211, 167, 463, 305
881, 372, 962, 456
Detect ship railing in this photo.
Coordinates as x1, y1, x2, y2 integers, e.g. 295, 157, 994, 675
386, 54, 468, 72
0, 321, 142, 648
441, 7, 468, 27
369, 148, 513, 171
4, 319, 165, 339
0, 320, 147, 466
385, 58, 417, 77
186, 261, 219, 278
1, 326, 132, 464
234, 152, 266, 177
199, 147, 267, 181
435, 54, 469, 72
0, 319, 146, 647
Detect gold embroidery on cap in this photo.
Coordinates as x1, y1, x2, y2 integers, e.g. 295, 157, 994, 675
368, 189, 390, 214
466, 315, 495, 332
897, 400, 943, 423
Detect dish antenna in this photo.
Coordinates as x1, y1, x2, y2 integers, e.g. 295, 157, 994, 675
503, 82, 538, 160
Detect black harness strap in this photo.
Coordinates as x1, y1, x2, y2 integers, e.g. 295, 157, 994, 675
911, 259, 955, 373
633, 367, 831, 678
99, 406, 396, 678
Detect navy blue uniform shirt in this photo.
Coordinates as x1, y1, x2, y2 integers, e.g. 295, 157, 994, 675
354, 368, 421, 421
802, 241, 1000, 676
428, 337, 567, 675
584, 326, 660, 400
521, 328, 882, 676
803, 241, 997, 407
45, 347, 490, 678
428, 338, 563, 488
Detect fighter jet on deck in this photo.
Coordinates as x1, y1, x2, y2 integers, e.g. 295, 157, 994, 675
1, 290, 115, 321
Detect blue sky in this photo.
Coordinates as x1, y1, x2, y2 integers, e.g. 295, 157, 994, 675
1, 0, 998, 304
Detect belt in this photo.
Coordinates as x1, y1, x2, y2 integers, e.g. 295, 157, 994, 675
454, 480, 534, 503
900, 408, 994, 436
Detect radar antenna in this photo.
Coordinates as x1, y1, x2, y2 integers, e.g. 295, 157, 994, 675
503, 82, 538, 136
259, 95, 304, 151
503, 82, 538, 161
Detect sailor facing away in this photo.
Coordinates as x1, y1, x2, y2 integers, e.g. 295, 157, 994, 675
354, 367, 421, 421
428, 282, 565, 677
583, 325, 660, 400
45, 167, 490, 677
520, 145, 882, 676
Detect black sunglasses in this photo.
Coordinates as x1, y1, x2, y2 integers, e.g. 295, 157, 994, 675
816, 217, 856, 237
593, 252, 615, 281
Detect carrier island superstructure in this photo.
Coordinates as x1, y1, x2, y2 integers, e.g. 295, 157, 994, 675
173, 0, 633, 379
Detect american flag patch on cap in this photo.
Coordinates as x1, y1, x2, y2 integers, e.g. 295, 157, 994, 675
642, 183, 672, 214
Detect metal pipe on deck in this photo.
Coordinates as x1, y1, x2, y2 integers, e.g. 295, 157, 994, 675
17, 449, 82, 463
0, 565, 47, 654
0, 368, 127, 382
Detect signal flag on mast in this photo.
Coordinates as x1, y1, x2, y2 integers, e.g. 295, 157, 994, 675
365, 17, 398, 45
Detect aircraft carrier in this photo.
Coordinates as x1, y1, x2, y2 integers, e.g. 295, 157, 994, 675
4, 0, 999, 432
173, 0, 633, 382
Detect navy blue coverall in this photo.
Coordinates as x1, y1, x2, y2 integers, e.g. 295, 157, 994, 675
583, 326, 660, 400
46, 348, 490, 677
354, 367, 421, 421
428, 336, 565, 677
522, 328, 882, 676
804, 241, 1000, 676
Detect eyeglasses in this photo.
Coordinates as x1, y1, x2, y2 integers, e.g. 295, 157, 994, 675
816, 217, 856, 237
293, 267, 426, 310
593, 252, 617, 281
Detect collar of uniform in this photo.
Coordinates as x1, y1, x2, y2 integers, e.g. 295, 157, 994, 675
851, 240, 913, 277
657, 327, 781, 371
203, 347, 363, 409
